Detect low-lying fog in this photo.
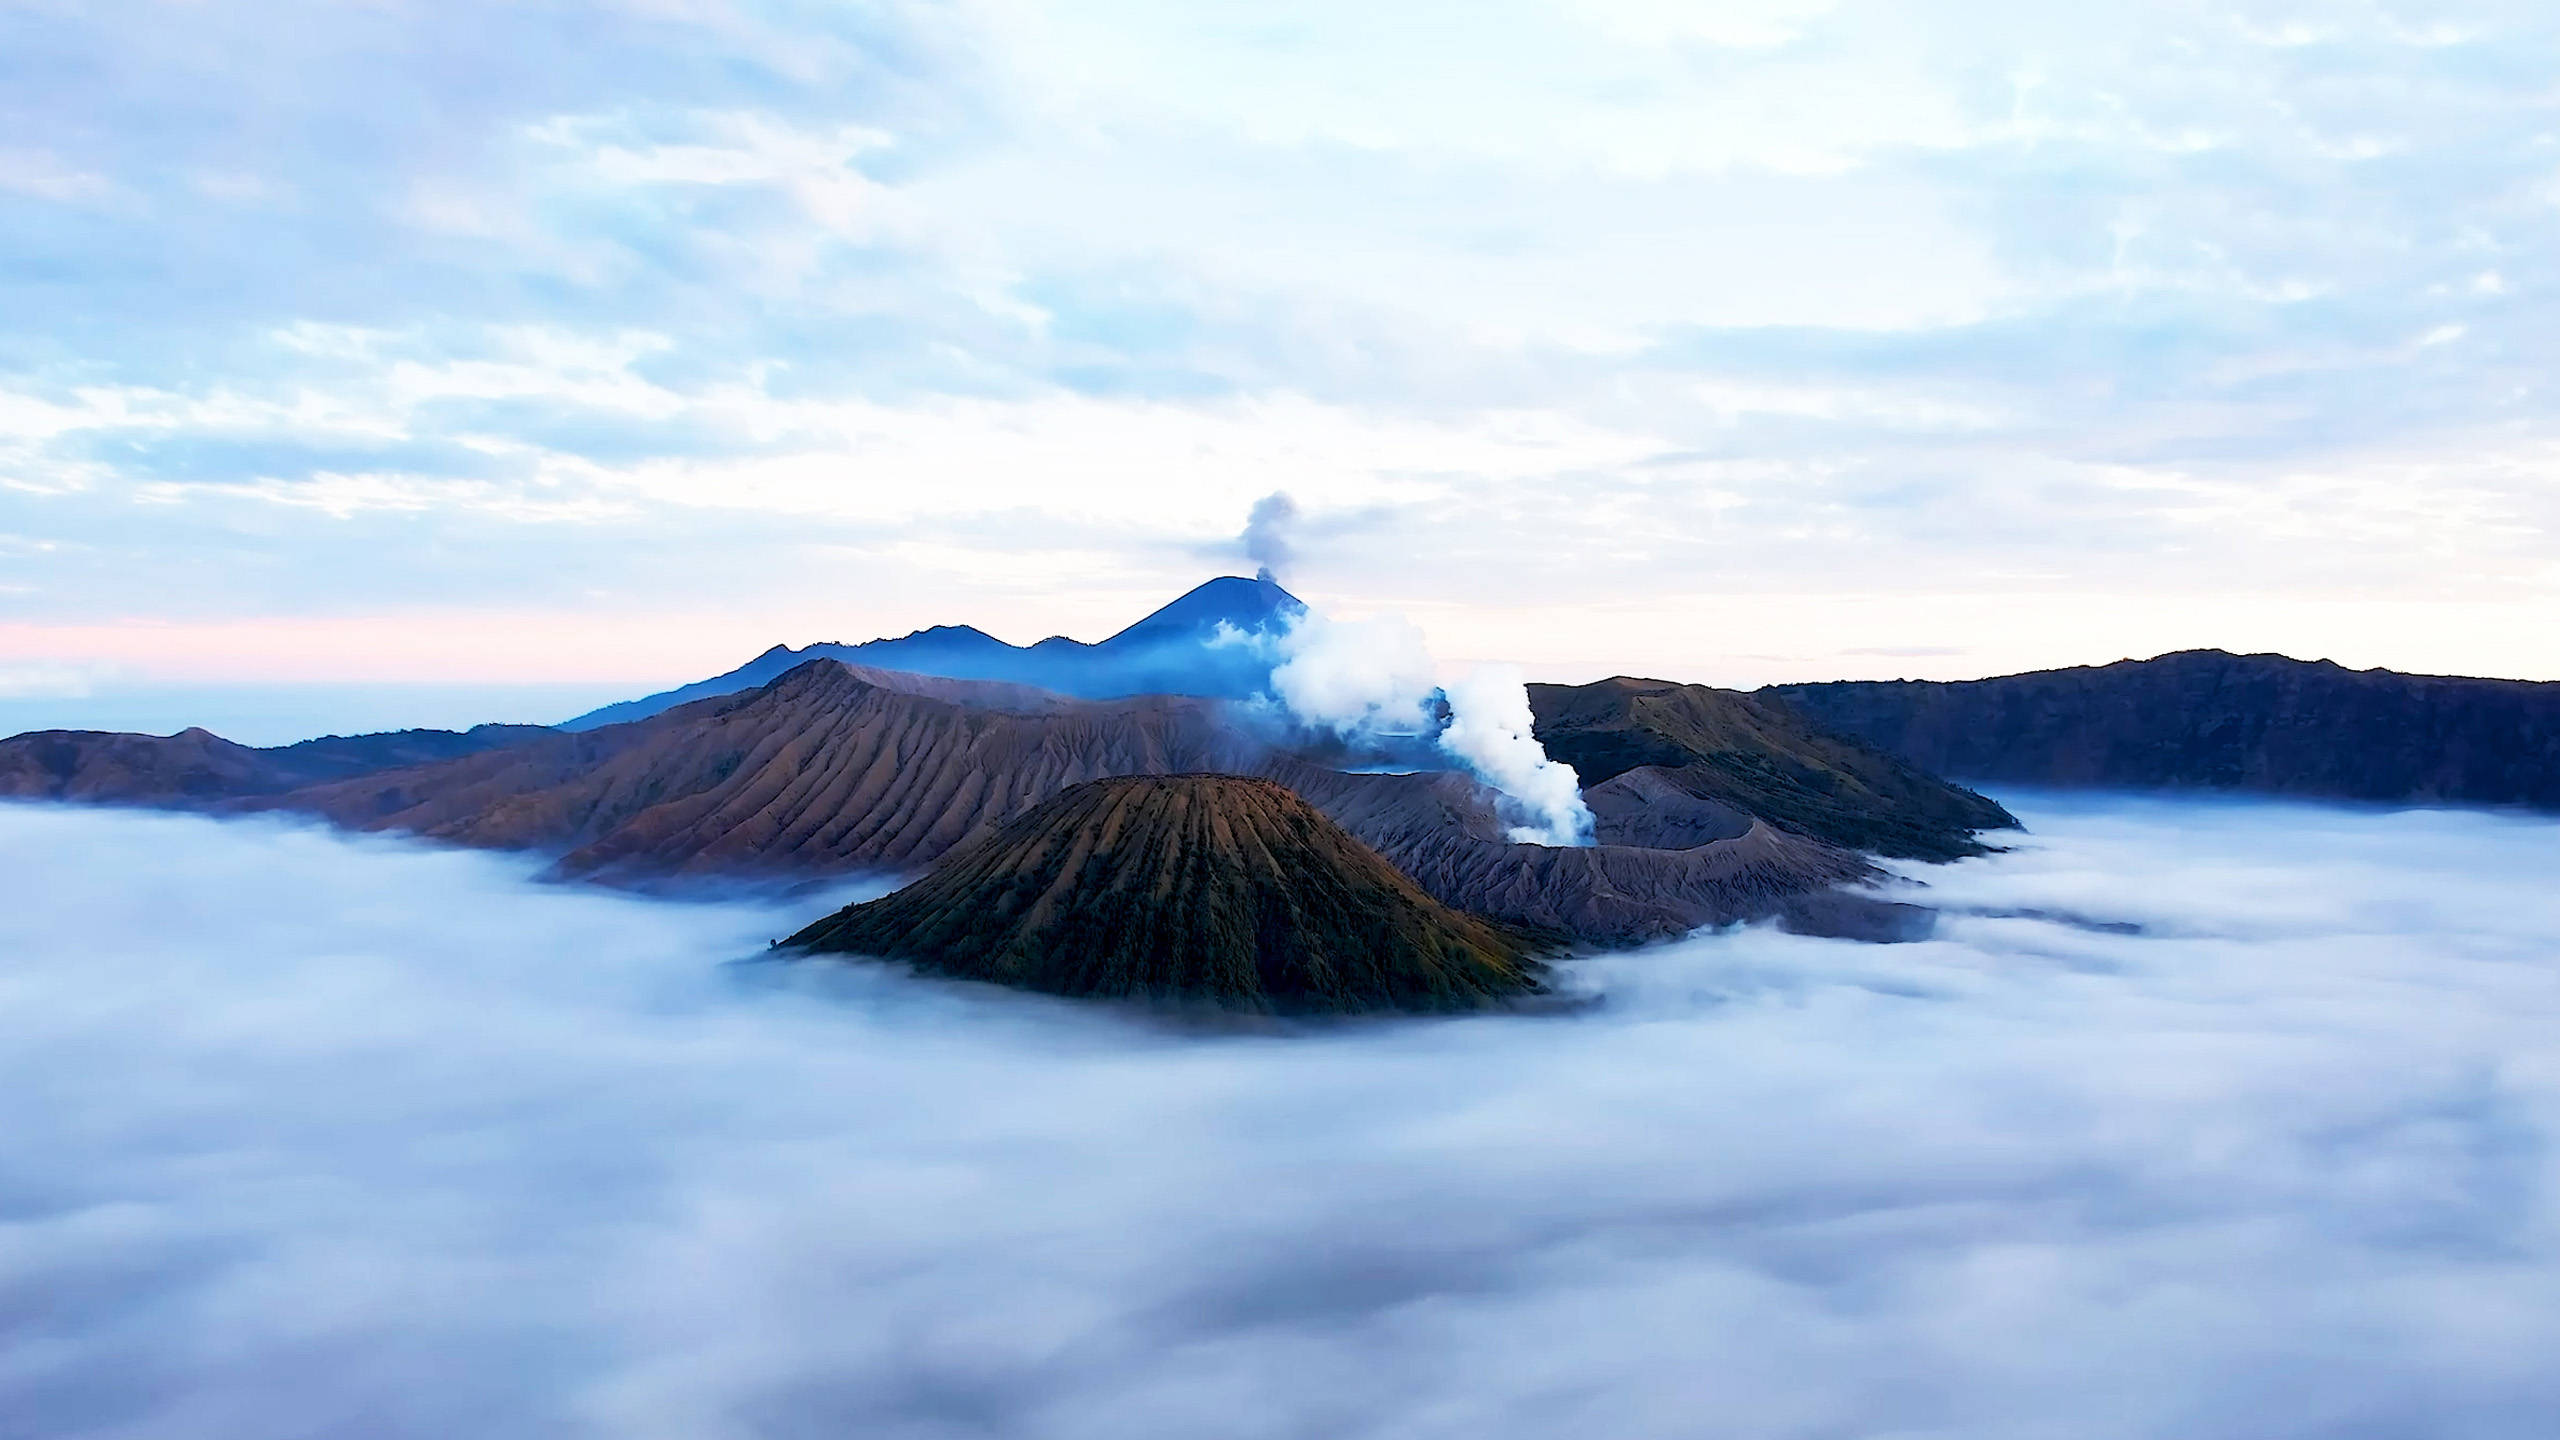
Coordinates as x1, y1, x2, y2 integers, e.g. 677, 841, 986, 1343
5, 796, 2556, 1439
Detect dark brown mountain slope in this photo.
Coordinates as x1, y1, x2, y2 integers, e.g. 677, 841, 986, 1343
787, 775, 1545, 1013
1526, 677, 2016, 860
1765, 650, 2560, 808
272, 660, 1262, 882
1272, 762, 1880, 944
263, 659, 1881, 946
0, 727, 283, 803
0, 723, 550, 804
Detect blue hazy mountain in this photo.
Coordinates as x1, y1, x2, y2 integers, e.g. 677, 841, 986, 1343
560, 575, 1305, 731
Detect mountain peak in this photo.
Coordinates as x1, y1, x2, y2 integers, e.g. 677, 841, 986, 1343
1105, 574, 1305, 645
560, 577, 1310, 730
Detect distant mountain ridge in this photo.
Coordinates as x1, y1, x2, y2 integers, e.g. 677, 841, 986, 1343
560, 574, 1303, 730
1765, 649, 2560, 809
0, 722, 551, 804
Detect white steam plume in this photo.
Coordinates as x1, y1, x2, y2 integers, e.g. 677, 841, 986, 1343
1437, 664, 1594, 845
1266, 609, 1595, 846
1266, 610, 1439, 735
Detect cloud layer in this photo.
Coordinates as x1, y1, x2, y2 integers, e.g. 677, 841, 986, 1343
5, 1, 2560, 717
4, 794, 2557, 1438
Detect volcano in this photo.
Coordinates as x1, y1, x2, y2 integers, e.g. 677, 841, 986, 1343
561, 575, 1304, 729
785, 775, 1547, 1013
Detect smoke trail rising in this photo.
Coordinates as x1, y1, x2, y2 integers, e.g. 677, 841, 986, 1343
1437, 664, 1593, 845
1241, 491, 1299, 582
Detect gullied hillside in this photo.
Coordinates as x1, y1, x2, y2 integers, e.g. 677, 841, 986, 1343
268, 659, 1884, 945
788, 775, 1545, 1013
1527, 677, 2016, 860
8, 656, 1935, 946
0, 723, 550, 804
277, 661, 1259, 883
1275, 763, 1881, 943
1766, 650, 2560, 808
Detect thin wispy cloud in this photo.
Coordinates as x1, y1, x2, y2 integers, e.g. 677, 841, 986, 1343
2, 1, 2557, 713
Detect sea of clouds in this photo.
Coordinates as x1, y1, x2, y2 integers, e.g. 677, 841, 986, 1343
4, 794, 2557, 1439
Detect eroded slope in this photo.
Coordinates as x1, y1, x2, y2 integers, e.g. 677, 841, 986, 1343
787, 775, 1545, 1012
266, 660, 1881, 945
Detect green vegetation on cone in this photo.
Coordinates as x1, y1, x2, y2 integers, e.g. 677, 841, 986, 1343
786, 775, 1546, 1014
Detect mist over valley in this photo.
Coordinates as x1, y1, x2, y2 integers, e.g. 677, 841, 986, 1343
8, 793, 2557, 1438
11, 4, 2560, 1433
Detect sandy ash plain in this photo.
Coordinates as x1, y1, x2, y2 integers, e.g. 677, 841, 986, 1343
2, 793, 2556, 1439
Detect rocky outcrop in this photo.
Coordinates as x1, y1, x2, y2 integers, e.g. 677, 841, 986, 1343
1765, 650, 2560, 808
1527, 676, 2016, 860
786, 775, 1546, 1013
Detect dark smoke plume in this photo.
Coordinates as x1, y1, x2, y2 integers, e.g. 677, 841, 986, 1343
1241, 491, 1299, 581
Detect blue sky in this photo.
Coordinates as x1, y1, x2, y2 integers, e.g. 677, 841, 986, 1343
5, 0, 2559, 733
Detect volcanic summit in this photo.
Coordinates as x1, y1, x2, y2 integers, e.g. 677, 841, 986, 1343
785, 774, 1548, 1013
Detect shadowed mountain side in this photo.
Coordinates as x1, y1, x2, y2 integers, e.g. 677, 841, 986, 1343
786, 776, 1545, 1013
1765, 650, 2560, 809
267, 659, 1881, 946
1526, 677, 2017, 861
0, 723, 552, 804
561, 575, 1304, 730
